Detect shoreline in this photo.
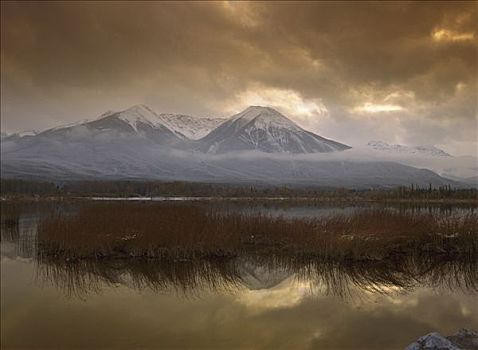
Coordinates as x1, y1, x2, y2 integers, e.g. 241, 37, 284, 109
2, 195, 478, 204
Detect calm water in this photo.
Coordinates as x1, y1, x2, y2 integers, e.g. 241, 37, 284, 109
1, 201, 477, 350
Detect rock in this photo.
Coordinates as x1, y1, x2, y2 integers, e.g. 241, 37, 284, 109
405, 332, 461, 350
405, 329, 478, 350
447, 329, 478, 350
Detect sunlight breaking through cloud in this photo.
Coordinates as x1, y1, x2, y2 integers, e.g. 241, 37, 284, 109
432, 28, 475, 42
226, 85, 329, 125
354, 103, 404, 113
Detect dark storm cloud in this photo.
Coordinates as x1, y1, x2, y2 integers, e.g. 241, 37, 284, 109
1, 1, 476, 154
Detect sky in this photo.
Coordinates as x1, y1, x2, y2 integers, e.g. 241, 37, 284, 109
1, 1, 477, 156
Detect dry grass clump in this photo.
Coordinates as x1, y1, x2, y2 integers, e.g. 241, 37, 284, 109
37, 203, 478, 261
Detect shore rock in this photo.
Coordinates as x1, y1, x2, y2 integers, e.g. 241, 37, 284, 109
405, 329, 478, 350
448, 329, 478, 350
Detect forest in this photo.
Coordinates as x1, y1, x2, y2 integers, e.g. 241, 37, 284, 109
1, 179, 476, 201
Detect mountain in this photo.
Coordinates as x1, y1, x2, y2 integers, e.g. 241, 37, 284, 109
198, 106, 351, 154
1, 144, 458, 188
1, 130, 38, 142
367, 141, 451, 157
38, 105, 184, 146
3, 106, 224, 143
237, 259, 291, 290
156, 114, 226, 140
463, 175, 478, 185
0, 104, 464, 188
1, 105, 195, 153
354, 141, 476, 181
92, 105, 226, 140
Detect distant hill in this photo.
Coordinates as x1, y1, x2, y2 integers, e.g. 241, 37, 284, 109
367, 140, 451, 157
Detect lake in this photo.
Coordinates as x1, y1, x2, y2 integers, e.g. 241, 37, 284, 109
1, 200, 477, 350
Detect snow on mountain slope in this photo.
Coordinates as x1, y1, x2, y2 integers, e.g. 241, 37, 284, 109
199, 106, 351, 154
1, 130, 38, 141
90, 105, 225, 139
6, 105, 349, 153
367, 141, 451, 157
17, 130, 38, 137
157, 114, 226, 140
31, 105, 187, 147
46, 119, 93, 133
354, 147, 477, 183
111, 105, 160, 132
237, 259, 292, 290
1, 104, 467, 188
8, 105, 224, 142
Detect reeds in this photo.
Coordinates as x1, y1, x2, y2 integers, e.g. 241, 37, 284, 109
36, 203, 478, 261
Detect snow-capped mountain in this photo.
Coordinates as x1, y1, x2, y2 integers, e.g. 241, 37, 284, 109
367, 141, 451, 157
199, 106, 351, 154
80, 105, 225, 140
4, 105, 351, 153
35, 105, 185, 147
156, 114, 226, 140
359, 141, 476, 181
7, 105, 224, 143
0, 104, 466, 188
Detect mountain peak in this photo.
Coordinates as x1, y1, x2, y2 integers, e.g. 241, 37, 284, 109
119, 104, 157, 120
113, 105, 161, 131
245, 105, 277, 113
230, 106, 299, 130
125, 104, 155, 115
236, 106, 285, 118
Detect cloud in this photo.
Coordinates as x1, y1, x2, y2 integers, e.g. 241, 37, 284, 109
1, 1, 476, 155
432, 28, 475, 42
354, 103, 404, 113
222, 83, 328, 128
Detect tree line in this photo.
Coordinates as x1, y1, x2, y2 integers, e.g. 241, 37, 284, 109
1, 179, 477, 200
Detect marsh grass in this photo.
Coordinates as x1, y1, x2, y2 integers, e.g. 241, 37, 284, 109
36, 203, 478, 261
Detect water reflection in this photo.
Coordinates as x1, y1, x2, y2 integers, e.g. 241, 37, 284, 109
32, 254, 477, 300
2, 201, 478, 350
1, 201, 477, 300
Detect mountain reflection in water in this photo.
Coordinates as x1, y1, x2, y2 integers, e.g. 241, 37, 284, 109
2, 201, 478, 350
1, 201, 477, 299
33, 254, 477, 299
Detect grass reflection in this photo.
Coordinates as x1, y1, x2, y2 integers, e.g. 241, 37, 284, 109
2, 202, 472, 299
35, 253, 478, 299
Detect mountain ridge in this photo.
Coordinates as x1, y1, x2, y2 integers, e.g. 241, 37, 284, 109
4, 105, 351, 154
1, 104, 468, 188
367, 140, 452, 157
